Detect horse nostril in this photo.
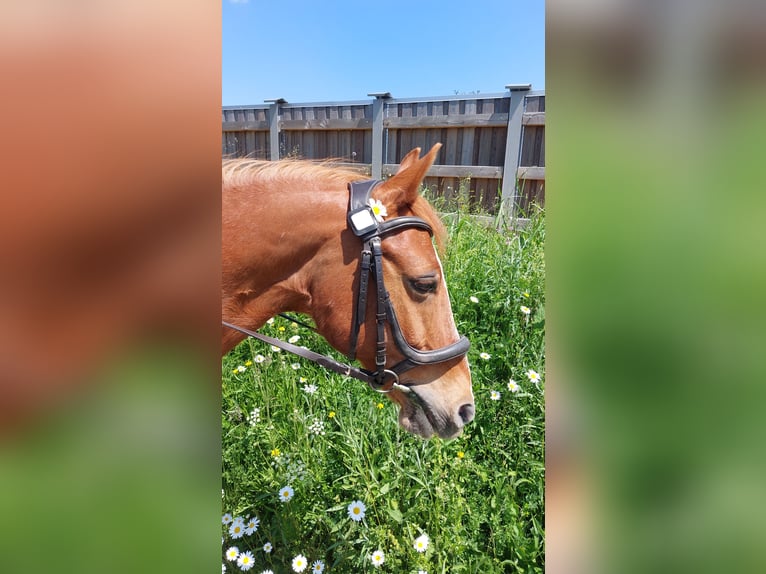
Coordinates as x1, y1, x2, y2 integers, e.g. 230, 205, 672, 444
457, 403, 475, 425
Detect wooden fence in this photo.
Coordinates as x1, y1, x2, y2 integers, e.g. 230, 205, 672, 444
222, 86, 544, 216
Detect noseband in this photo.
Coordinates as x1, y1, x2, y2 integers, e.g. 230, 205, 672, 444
222, 179, 470, 394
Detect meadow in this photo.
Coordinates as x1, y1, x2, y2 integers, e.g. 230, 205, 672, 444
222, 205, 545, 573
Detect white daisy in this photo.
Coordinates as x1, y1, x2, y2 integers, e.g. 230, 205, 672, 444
279, 485, 295, 502
222, 564, 226, 573
291, 362, 301, 370
469, 295, 479, 303
244, 515, 259, 535
225, 546, 239, 562
229, 520, 245, 539
302, 384, 318, 394
490, 390, 501, 400
262, 571, 274, 574
311, 560, 325, 573
520, 305, 531, 315
222, 513, 233, 525
368, 198, 388, 222
526, 369, 541, 384
370, 549, 385, 567
508, 379, 520, 393
288, 335, 300, 344
270, 345, 281, 353
479, 352, 491, 360
235, 365, 246, 373
254, 354, 266, 364
266, 318, 275, 325
414, 533, 430, 552
237, 551, 255, 571
263, 542, 273, 553
347, 500, 366, 521
292, 554, 308, 572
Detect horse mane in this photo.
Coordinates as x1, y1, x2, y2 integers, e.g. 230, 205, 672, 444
222, 158, 447, 252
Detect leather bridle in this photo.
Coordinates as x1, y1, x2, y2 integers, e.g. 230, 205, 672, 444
222, 179, 470, 394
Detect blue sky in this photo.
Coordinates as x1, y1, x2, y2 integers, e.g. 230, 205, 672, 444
222, 0, 544, 106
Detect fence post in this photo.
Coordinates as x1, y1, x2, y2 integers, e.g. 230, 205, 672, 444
368, 92, 391, 179
265, 98, 286, 161
500, 84, 531, 219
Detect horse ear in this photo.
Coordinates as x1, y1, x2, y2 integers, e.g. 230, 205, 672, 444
377, 143, 441, 209
395, 147, 422, 174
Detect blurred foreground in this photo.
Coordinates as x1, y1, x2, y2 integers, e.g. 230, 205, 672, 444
0, 2, 220, 572
547, 2, 766, 573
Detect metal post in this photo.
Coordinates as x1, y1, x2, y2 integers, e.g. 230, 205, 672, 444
368, 92, 391, 179
265, 98, 286, 161
500, 84, 531, 219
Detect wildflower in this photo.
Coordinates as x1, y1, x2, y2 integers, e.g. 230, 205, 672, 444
370, 549, 385, 567
522, 291, 530, 298
278, 326, 285, 332
225, 547, 239, 561
469, 295, 479, 304
235, 365, 246, 373
302, 384, 317, 394
368, 198, 388, 222
223, 564, 226, 573
292, 554, 308, 572
244, 516, 259, 535
279, 485, 294, 502
520, 305, 531, 315
222, 513, 233, 525
299, 376, 307, 383
263, 542, 272, 553
414, 533, 429, 553
526, 369, 541, 384
376, 402, 384, 409
508, 379, 520, 393
347, 500, 366, 521
270, 345, 281, 353
311, 560, 325, 573
247, 408, 261, 426
308, 418, 325, 436
237, 551, 255, 571
254, 354, 266, 364
288, 335, 301, 344
244, 360, 252, 366
262, 571, 274, 574
479, 352, 491, 360
490, 390, 501, 400
229, 520, 245, 539
419, 571, 428, 574
270, 448, 281, 458
328, 411, 335, 418
266, 318, 275, 325
457, 451, 465, 459
291, 363, 301, 370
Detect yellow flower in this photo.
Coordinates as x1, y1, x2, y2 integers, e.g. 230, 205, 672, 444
278, 326, 285, 332
376, 403, 384, 409
270, 448, 281, 458
457, 451, 465, 459
244, 360, 252, 366
328, 411, 336, 418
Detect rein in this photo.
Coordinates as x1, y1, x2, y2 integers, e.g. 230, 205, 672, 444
223, 179, 470, 394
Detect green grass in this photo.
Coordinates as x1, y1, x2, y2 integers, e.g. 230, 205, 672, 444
222, 207, 545, 573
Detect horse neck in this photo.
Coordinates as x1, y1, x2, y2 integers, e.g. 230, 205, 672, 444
222, 175, 349, 330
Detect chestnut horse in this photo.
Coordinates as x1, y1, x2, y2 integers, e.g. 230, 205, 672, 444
222, 144, 474, 439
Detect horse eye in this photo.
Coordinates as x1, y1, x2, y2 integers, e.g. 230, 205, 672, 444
409, 277, 438, 294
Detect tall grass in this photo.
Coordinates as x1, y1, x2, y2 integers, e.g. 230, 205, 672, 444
222, 207, 545, 573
